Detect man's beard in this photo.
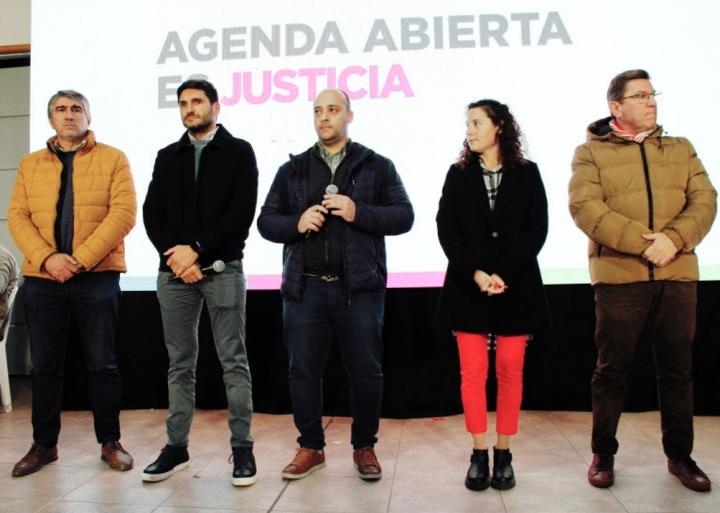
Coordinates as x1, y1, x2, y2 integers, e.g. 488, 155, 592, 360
183, 113, 213, 134
186, 120, 213, 134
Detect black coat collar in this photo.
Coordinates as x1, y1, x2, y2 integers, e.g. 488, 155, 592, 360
174, 124, 233, 154
461, 156, 522, 221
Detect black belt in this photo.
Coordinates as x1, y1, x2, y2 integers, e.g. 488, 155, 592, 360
303, 273, 342, 282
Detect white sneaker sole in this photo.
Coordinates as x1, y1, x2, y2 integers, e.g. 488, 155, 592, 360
231, 474, 258, 487
141, 461, 189, 482
281, 462, 326, 480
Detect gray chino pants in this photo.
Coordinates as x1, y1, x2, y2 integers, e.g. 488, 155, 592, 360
157, 260, 253, 448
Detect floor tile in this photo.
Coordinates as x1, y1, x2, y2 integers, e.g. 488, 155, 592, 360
609, 474, 720, 512
38, 502, 155, 513
155, 508, 266, 513
0, 465, 101, 500
275, 474, 391, 513
160, 470, 287, 510
388, 473, 505, 513
61, 466, 194, 507
0, 498, 54, 513
501, 475, 626, 513
2, 387, 718, 513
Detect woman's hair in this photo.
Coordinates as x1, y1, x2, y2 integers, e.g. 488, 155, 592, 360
456, 99, 526, 169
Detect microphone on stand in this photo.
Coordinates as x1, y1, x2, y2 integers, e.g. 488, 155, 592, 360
305, 184, 338, 239
170, 259, 225, 281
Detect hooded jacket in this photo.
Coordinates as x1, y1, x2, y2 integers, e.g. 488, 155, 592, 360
8, 131, 137, 279
569, 117, 716, 285
257, 142, 414, 301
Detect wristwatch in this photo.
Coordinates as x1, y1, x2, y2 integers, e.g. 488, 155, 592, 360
190, 241, 204, 254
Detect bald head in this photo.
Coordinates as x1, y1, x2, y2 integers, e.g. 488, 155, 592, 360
313, 88, 353, 153
314, 88, 351, 111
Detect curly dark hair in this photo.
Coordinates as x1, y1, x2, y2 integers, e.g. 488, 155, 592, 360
457, 99, 526, 169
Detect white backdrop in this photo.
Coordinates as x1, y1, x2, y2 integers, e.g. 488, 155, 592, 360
30, 0, 720, 289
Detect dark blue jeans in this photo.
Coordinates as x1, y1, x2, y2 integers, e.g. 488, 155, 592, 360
283, 279, 385, 450
23, 272, 122, 445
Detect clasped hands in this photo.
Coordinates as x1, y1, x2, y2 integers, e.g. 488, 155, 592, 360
642, 232, 677, 267
44, 253, 83, 283
297, 194, 356, 234
473, 270, 507, 296
165, 245, 202, 284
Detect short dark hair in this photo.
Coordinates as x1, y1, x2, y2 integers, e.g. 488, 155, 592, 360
607, 69, 650, 102
47, 90, 91, 120
457, 99, 526, 169
177, 79, 219, 104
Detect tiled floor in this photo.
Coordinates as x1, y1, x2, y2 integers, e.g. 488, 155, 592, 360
1, 379, 719, 513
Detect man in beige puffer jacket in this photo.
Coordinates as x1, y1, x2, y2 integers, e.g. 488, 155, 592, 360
570, 69, 716, 492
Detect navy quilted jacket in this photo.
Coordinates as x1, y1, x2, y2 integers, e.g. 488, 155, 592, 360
257, 142, 414, 300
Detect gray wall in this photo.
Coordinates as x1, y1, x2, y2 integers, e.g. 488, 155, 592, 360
0, 0, 30, 46
1, 65, 31, 374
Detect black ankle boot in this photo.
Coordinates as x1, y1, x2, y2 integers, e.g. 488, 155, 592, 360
491, 447, 516, 490
465, 449, 490, 491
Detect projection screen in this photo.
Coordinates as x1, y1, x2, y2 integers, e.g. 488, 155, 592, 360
29, 0, 720, 290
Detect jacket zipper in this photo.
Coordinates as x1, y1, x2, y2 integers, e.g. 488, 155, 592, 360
639, 143, 654, 281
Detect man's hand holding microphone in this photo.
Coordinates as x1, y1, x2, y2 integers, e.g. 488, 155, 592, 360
298, 184, 356, 236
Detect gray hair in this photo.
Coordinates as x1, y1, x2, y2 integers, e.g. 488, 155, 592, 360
47, 90, 91, 120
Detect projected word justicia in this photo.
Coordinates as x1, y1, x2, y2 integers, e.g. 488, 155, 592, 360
159, 64, 412, 107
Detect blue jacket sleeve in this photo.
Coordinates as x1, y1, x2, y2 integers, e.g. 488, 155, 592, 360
351, 159, 414, 236
257, 165, 303, 244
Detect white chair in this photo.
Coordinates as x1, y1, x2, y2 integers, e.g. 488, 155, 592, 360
0, 285, 19, 413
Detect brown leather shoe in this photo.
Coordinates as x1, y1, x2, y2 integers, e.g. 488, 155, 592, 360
668, 457, 711, 492
282, 448, 325, 480
12, 443, 58, 477
101, 441, 134, 471
588, 453, 614, 488
353, 447, 382, 481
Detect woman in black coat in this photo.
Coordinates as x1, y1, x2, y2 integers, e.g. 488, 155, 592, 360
436, 99, 548, 491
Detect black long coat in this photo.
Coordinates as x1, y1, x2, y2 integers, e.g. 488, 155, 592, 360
436, 157, 549, 335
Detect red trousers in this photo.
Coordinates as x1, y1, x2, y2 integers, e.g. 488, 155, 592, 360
456, 332, 526, 435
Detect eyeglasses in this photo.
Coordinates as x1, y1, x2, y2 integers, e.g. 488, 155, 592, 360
620, 91, 662, 104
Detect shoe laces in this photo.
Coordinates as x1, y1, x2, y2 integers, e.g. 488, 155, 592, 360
291, 448, 319, 467
355, 447, 379, 468
156, 445, 179, 465
228, 447, 251, 466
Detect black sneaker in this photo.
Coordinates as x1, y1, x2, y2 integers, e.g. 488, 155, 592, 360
141, 445, 190, 482
230, 446, 257, 486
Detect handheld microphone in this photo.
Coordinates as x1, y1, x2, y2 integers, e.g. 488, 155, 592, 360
170, 259, 225, 281
305, 184, 338, 239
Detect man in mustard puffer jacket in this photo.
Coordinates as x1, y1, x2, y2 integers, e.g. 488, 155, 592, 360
7, 90, 136, 477
570, 70, 716, 492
